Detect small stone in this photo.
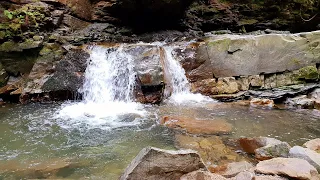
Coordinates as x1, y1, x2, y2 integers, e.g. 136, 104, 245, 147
304, 139, 320, 152
255, 157, 318, 180
250, 98, 274, 108
180, 170, 227, 180
289, 146, 320, 171
255, 142, 291, 160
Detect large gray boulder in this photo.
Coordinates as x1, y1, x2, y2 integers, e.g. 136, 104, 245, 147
120, 147, 206, 180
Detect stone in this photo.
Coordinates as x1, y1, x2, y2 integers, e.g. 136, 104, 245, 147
191, 77, 240, 95
255, 158, 318, 180
216, 77, 239, 94
289, 146, 320, 171
175, 134, 244, 168
255, 142, 291, 160
249, 75, 264, 88
304, 139, 320, 153
250, 98, 274, 108
120, 147, 206, 180
285, 95, 315, 109
188, 31, 320, 79
0, 63, 8, 87
215, 161, 254, 178
236, 76, 250, 91
233, 171, 255, 180
238, 137, 282, 154
180, 170, 227, 180
276, 72, 293, 87
310, 89, 320, 100
161, 116, 233, 135
264, 74, 277, 89
254, 175, 288, 180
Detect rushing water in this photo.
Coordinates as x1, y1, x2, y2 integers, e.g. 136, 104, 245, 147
0, 44, 320, 179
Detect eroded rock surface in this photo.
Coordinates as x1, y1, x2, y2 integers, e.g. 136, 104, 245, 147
120, 147, 206, 180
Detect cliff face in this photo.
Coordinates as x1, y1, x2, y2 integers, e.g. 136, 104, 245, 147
0, 0, 319, 103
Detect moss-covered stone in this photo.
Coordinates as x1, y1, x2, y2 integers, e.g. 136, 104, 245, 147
0, 63, 8, 87
294, 66, 319, 80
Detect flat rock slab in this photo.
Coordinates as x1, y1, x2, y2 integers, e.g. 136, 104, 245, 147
120, 147, 206, 180
255, 157, 318, 180
255, 142, 291, 160
289, 146, 320, 171
304, 139, 320, 152
161, 116, 233, 135
216, 161, 254, 178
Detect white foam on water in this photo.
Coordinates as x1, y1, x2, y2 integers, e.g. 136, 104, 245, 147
55, 45, 147, 129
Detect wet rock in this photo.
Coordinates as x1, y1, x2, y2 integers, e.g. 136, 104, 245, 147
255, 142, 291, 160
310, 89, 320, 100
304, 139, 320, 153
285, 95, 315, 109
180, 170, 227, 180
250, 98, 274, 108
233, 171, 255, 180
249, 75, 264, 88
120, 147, 206, 180
175, 134, 245, 168
190, 31, 320, 78
289, 146, 320, 171
191, 77, 239, 96
0, 63, 8, 87
255, 157, 318, 180
215, 161, 254, 178
161, 116, 233, 135
249, 84, 320, 101
238, 137, 282, 154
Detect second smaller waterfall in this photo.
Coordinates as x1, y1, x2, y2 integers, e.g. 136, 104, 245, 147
162, 46, 212, 104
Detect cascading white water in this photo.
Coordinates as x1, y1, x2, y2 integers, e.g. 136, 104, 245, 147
81, 46, 136, 103
162, 46, 212, 104
56, 45, 146, 129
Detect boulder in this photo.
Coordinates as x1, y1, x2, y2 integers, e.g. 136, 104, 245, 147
255, 157, 318, 180
285, 95, 315, 109
238, 137, 282, 154
289, 146, 320, 171
254, 175, 288, 180
233, 171, 255, 180
161, 116, 233, 135
215, 161, 254, 178
180, 170, 227, 180
191, 77, 240, 96
120, 147, 206, 180
185, 31, 320, 80
175, 134, 244, 168
255, 142, 291, 160
304, 139, 320, 153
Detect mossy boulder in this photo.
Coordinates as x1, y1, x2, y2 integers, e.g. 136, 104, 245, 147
294, 66, 320, 80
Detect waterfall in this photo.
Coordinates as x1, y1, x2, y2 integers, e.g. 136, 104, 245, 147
162, 45, 212, 104
56, 45, 146, 129
81, 46, 136, 103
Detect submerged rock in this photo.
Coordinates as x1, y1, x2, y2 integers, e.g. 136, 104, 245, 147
120, 147, 206, 180
180, 170, 227, 180
250, 98, 274, 108
304, 139, 320, 153
175, 134, 245, 168
161, 116, 233, 135
289, 146, 320, 171
238, 137, 282, 154
285, 95, 315, 109
255, 142, 291, 160
255, 158, 318, 180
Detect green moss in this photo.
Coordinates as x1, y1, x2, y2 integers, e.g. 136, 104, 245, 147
0, 41, 16, 52
207, 38, 231, 52
294, 66, 319, 80
0, 31, 5, 40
